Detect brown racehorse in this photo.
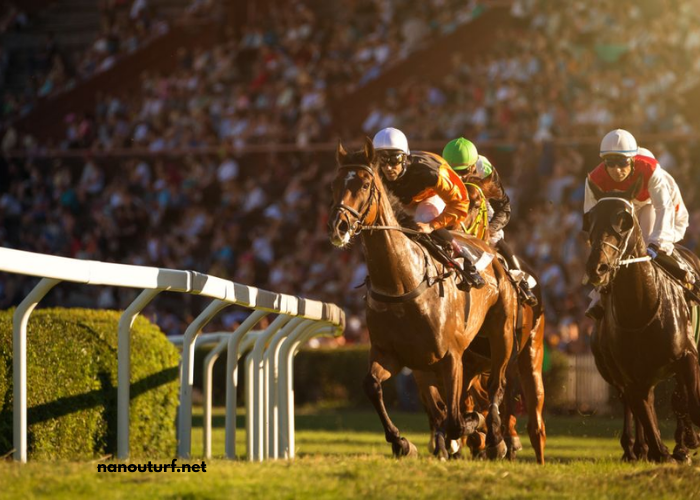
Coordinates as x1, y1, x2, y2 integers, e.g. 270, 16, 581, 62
328, 138, 517, 458
584, 179, 700, 463
416, 178, 547, 464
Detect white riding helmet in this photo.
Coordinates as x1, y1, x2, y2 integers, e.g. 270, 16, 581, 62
637, 147, 656, 159
600, 129, 638, 158
372, 127, 410, 155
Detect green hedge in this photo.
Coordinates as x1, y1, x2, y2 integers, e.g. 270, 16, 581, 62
0, 308, 180, 460
192, 344, 572, 412
293, 346, 572, 412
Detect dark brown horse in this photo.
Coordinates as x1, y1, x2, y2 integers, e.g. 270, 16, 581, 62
416, 178, 547, 463
328, 138, 518, 457
584, 180, 700, 462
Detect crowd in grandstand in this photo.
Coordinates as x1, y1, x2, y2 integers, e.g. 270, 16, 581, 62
1, 0, 700, 352
0, 0, 221, 125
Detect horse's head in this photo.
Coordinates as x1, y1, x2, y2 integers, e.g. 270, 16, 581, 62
583, 177, 642, 287
328, 137, 380, 248
460, 174, 501, 241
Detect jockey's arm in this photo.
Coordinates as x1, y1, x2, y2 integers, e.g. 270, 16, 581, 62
428, 164, 470, 231
485, 169, 511, 235
647, 168, 678, 254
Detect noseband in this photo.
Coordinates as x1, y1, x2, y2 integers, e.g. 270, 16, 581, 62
590, 198, 651, 280
331, 163, 379, 236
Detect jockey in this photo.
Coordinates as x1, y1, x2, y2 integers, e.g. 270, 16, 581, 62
584, 129, 692, 320
442, 137, 538, 306
372, 127, 486, 290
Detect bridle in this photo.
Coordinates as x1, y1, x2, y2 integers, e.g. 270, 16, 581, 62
589, 198, 651, 282
331, 162, 422, 238
331, 161, 453, 302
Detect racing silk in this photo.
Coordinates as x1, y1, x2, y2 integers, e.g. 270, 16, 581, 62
584, 155, 688, 253
471, 155, 511, 235
384, 151, 470, 230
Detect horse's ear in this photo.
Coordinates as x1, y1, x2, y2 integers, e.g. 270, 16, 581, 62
363, 136, 375, 163
582, 210, 592, 233
587, 176, 604, 201
336, 141, 348, 164
616, 211, 634, 233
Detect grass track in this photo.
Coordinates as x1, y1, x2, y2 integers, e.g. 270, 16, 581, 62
1, 408, 699, 500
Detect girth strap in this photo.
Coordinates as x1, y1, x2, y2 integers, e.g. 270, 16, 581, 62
367, 277, 431, 303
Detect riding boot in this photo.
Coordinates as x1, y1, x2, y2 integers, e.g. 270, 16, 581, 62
495, 239, 538, 306
519, 281, 539, 307
431, 228, 486, 291
454, 244, 486, 290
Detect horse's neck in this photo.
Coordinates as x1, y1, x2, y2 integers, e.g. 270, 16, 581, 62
361, 190, 425, 295
610, 228, 659, 324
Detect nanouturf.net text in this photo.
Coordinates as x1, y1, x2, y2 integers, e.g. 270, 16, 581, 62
97, 459, 206, 473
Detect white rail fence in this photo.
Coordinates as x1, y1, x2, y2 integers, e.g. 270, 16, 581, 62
563, 354, 611, 413
0, 247, 344, 463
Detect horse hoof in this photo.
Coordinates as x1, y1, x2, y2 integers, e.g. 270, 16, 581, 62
505, 435, 522, 453
672, 450, 692, 465
393, 437, 417, 458
485, 440, 508, 460
464, 412, 486, 435
621, 452, 637, 462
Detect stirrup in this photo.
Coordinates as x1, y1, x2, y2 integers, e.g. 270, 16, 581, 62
466, 267, 486, 289
520, 285, 538, 307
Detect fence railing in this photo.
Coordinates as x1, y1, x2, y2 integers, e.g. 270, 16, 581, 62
0, 246, 344, 462
563, 354, 611, 414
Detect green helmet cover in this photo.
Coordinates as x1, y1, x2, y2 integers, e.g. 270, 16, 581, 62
442, 138, 478, 171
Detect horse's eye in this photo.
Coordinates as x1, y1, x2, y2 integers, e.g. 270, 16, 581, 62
362, 183, 370, 191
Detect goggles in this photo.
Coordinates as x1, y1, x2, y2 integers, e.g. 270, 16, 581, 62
603, 156, 631, 168
377, 151, 406, 166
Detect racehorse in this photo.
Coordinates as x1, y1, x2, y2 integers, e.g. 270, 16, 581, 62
416, 176, 547, 464
584, 178, 700, 462
328, 138, 517, 458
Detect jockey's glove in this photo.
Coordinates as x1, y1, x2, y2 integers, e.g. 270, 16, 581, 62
647, 243, 660, 260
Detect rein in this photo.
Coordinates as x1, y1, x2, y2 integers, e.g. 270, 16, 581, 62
592, 198, 668, 331
462, 182, 489, 241
334, 162, 455, 303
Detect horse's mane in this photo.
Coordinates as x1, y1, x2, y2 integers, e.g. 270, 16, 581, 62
341, 149, 419, 230
459, 173, 502, 200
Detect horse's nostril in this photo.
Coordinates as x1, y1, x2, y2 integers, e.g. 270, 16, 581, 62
338, 220, 349, 234
597, 263, 609, 275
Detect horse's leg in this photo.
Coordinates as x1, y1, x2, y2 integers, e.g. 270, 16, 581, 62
464, 374, 488, 458
516, 321, 546, 464
676, 351, 700, 428
438, 350, 467, 444
626, 387, 672, 463
674, 351, 700, 452
481, 311, 515, 460
632, 414, 648, 461
671, 380, 692, 464
500, 362, 521, 461
413, 370, 449, 460
363, 349, 417, 458
619, 393, 637, 461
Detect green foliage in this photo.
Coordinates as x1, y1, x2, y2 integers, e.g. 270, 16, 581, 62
192, 344, 572, 412
0, 308, 180, 460
294, 346, 400, 408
